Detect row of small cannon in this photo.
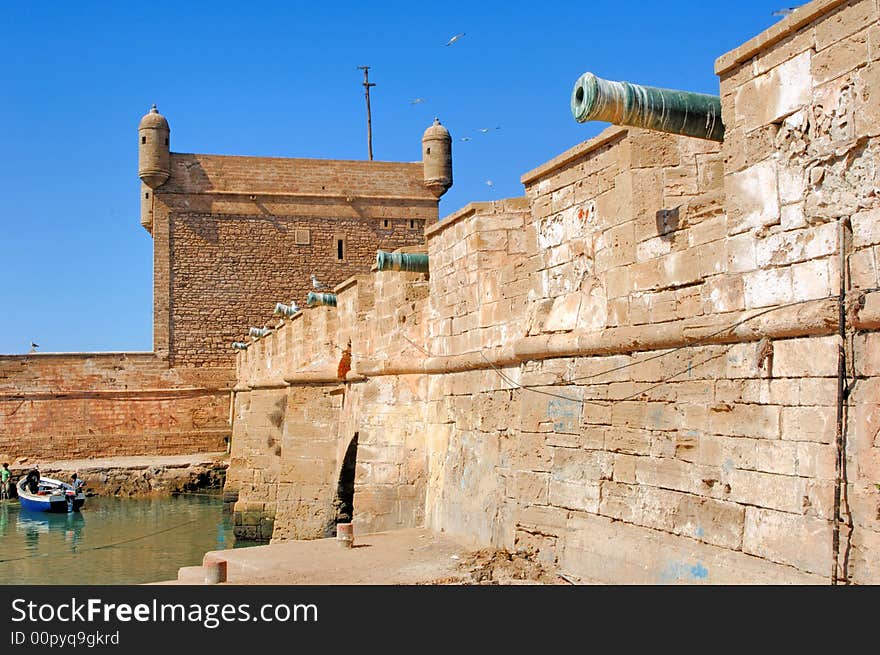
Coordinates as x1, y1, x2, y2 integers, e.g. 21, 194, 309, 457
231, 251, 429, 350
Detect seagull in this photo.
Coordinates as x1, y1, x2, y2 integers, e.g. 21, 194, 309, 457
477, 126, 500, 133
29, 342, 39, 353
486, 180, 494, 187
445, 32, 466, 46
311, 274, 327, 290
410, 98, 426, 105
289, 300, 300, 313
772, 6, 799, 16
460, 136, 472, 142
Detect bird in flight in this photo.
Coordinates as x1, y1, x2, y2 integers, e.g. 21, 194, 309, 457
460, 136, 472, 142
486, 180, 494, 187
478, 126, 501, 133
772, 6, 799, 16
410, 98, 426, 105
311, 274, 327, 290
29, 342, 39, 352
446, 32, 466, 46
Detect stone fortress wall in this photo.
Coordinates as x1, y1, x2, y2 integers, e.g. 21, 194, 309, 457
0, 105, 447, 462
228, 0, 880, 583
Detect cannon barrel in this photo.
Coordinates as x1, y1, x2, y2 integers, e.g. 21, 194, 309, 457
231, 341, 249, 350
273, 302, 300, 318
248, 327, 271, 339
376, 251, 429, 273
306, 292, 337, 307
571, 72, 724, 142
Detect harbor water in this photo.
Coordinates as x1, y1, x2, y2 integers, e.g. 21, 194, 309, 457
0, 493, 255, 585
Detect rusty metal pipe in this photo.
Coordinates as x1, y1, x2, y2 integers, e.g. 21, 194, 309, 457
571, 72, 724, 142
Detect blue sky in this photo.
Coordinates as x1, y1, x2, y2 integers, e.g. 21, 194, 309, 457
0, 0, 789, 354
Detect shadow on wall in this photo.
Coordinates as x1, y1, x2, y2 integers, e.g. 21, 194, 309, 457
325, 432, 358, 537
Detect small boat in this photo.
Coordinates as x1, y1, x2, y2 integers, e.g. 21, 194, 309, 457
17, 476, 85, 513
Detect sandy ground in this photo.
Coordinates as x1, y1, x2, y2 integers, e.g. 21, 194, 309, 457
159, 527, 570, 585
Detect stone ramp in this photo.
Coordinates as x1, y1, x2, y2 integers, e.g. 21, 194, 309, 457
159, 528, 492, 585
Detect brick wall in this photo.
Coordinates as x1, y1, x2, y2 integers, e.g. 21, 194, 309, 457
167, 211, 426, 368
0, 354, 232, 461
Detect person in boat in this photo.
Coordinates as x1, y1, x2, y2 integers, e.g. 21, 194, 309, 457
70, 473, 85, 493
24, 465, 40, 495
1, 463, 10, 499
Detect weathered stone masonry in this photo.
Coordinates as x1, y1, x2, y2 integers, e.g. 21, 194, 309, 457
228, 0, 880, 583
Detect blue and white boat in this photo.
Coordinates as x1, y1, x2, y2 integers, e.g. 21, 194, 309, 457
17, 476, 85, 513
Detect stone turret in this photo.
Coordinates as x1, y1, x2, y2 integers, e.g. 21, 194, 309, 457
138, 104, 171, 188
421, 118, 452, 198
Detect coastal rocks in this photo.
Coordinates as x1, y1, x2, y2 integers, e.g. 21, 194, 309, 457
7, 455, 227, 498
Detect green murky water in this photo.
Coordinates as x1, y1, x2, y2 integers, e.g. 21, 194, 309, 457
0, 493, 255, 585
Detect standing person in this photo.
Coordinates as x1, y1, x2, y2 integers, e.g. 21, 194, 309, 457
1, 463, 10, 499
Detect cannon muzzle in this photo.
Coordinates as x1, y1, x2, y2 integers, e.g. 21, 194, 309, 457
248, 327, 271, 339
231, 341, 249, 350
274, 302, 301, 318
306, 292, 337, 307
571, 72, 724, 142
376, 251, 429, 273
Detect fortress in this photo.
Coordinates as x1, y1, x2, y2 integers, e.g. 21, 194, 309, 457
2, 0, 880, 584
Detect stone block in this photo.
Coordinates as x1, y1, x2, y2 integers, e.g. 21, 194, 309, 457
708, 403, 780, 439
754, 223, 838, 267
515, 504, 569, 535
725, 232, 758, 273
727, 159, 781, 234
515, 471, 549, 506
754, 440, 798, 475
773, 336, 839, 377
742, 506, 831, 576
743, 267, 793, 308
852, 207, 880, 248
559, 512, 823, 584
604, 427, 652, 456
702, 274, 746, 313
812, 28, 869, 86
854, 333, 880, 376
855, 62, 880, 137
551, 448, 612, 483
667, 490, 745, 549
781, 405, 837, 443
611, 401, 648, 429
723, 468, 802, 513
796, 442, 837, 479
735, 51, 812, 132
548, 480, 601, 512
791, 258, 832, 301
543, 293, 581, 332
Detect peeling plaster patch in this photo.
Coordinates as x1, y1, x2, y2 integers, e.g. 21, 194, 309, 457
538, 214, 566, 249
547, 396, 581, 434
729, 159, 780, 232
